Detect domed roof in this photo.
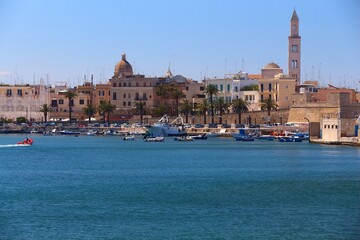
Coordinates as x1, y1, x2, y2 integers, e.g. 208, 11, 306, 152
114, 53, 133, 78
263, 62, 281, 69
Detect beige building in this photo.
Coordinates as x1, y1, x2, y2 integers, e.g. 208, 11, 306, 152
258, 63, 297, 108
0, 84, 49, 121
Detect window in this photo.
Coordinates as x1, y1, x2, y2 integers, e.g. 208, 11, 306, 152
6, 89, 12, 97
51, 100, 57, 107
135, 92, 139, 99
59, 99, 64, 104
123, 101, 126, 107
143, 93, 147, 99
269, 83, 272, 91
17, 89, 22, 96
79, 99, 85, 105
143, 82, 147, 87
113, 83, 116, 87
200, 86, 204, 91
260, 84, 264, 92
220, 84, 223, 92
128, 93, 131, 98
124, 83, 127, 87
113, 92, 117, 100
119, 83, 122, 87
128, 101, 131, 107
227, 84, 230, 93
234, 86, 238, 92
291, 45, 298, 53
261, 95, 264, 101
292, 24, 297, 31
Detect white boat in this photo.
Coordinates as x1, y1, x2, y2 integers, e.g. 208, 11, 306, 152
146, 115, 187, 137
123, 135, 135, 141
143, 136, 165, 142
174, 136, 193, 141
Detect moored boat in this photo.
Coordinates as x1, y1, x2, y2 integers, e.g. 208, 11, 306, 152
191, 134, 208, 140
174, 136, 193, 141
146, 115, 186, 137
143, 136, 165, 142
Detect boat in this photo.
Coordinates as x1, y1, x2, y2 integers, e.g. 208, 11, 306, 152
174, 136, 193, 141
86, 130, 96, 136
278, 136, 303, 142
191, 134, 208, 140
60, 130, 80, 135
235, 135, 254, 141
146, 115, 186, 137
143, 136, 165, 142
207, 132, 220, 137
17, 138, 33, 145
123, 135, 136, 141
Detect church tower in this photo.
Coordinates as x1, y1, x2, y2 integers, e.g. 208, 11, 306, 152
288, 9, 301, 84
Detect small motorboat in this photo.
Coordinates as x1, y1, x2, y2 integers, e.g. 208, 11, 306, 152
143, 136, 165, 142
17, 138, 34, 145
174, 136, 193, 141
123, 135, 135, 141
191, 134, 208, 140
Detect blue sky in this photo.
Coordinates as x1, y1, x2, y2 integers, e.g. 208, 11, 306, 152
0, 0, 359, 89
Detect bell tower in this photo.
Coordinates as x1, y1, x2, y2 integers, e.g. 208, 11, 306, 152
288, 9, 301, 84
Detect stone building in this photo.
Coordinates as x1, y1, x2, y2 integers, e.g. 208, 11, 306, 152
258, 63, 297, 108
0, 84, 50, 121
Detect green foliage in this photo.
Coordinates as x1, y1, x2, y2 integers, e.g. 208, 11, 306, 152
16, 116, 27, 123
241, 85, 258, 91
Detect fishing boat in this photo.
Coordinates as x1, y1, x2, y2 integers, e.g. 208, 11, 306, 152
146, 115, 186, 137
60, 130, 80, 135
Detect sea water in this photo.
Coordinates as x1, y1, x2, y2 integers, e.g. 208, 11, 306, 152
0, 134, 359, 239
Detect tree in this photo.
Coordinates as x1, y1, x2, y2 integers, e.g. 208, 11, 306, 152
134, 101, 146, 125
154, 104, 168, 117
82, 103, 97, 123
99, 101, 116, 125
170, 85, 185, 116
64, 91, 77, 123
214, 98, 229, 124
261, 98, 278, 122
231, 98, 249, 124
179, 99, 193, 123
39, 104, 52, 123
198, 99, 209, 124
156, 83, 168, 105
204, 84, 219, 124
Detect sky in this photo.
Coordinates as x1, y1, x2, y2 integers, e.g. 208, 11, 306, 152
0, 0, 359, 89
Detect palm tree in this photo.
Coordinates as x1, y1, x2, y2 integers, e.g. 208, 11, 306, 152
198, 99, 209, 124
204, 84, 218, 124
179, 99, 193, 123
232, 98, 249, 124
134, 101, 146, 124
39, 104, 52, 123
170, 86, 185, 116
64, 91, 77, 123
214, 98, 229, 124
156, 83, 168, 105
82, 103, 97, 123
99, 101, 116, 125
154, 104, 168, 117
261, 98, 278, 123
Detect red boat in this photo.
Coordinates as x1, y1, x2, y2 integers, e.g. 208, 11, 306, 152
17, 138, 34, 145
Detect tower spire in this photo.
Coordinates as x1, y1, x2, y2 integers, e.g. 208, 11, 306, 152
288, 9, 301, 85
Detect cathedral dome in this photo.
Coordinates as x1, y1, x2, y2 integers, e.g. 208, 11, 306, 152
263, 62, 281, 69
114, 53, 133, 78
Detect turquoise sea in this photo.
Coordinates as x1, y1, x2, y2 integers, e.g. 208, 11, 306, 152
1, 134, 359, 239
